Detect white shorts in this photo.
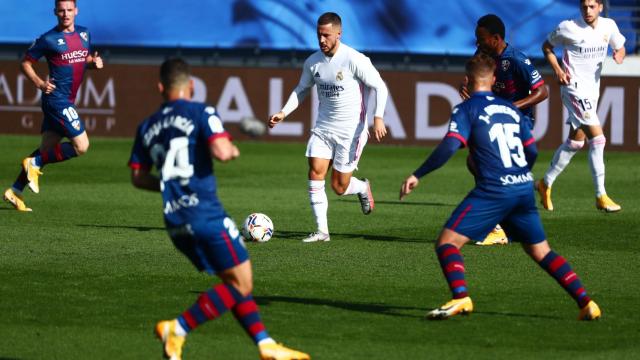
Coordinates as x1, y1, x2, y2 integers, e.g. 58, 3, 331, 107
561, 90, 600, 129
305, 128, 369, 173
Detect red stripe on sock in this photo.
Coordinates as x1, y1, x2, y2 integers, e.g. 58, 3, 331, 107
440, 246, 459, 259
54, 144, 64, 161
234, 300, 258, 318
41, 150, 49, 163
548, 256, 565, 273
561, 272, 578, 287
248, 322, 266, 336
445, 261, 465, 273
198, 293, 220, 319
451, 279, 466, 288
182, 311, 197, 329
215, 284, 237, 309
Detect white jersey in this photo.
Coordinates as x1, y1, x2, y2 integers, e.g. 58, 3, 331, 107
547, 17, 625, 98
282, 43, 388, 138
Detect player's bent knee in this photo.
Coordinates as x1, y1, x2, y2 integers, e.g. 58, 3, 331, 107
589, 135, 606, 148
567, 139, 585, 150
331, 181, 348, 195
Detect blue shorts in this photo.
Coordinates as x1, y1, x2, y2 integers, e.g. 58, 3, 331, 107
41, 99, 85, 138
167, 215, 249, 274
445, 191, 546, 244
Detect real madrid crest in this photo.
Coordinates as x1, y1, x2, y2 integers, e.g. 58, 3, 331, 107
584, 112, 591, 120
80, 32, 88, 42
336, 71, 343, 81
603, 35, 608, 43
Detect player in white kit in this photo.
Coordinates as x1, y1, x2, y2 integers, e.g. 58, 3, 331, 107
536, 0, 625, 213
269, 12, 388, 243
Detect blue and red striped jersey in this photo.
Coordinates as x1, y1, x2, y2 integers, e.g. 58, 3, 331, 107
493, 44, 545, 118
129, 100, 231, 226
446, 91, 535, 197
25, 25, 92, 103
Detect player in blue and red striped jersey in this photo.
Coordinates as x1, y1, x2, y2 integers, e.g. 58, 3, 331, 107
400, 53, 600, 321
3, 0, 103, 212
129, 58, 309, 360
460, 14, 548, 246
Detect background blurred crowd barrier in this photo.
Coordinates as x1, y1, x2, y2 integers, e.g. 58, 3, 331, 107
1, 0, 637, 56
1, 60, 638, 151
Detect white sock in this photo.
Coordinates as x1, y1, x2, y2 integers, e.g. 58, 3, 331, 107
588, 135, 607, 197
544, 139, 583, 187
174, 319, 187, 336
257, 337, 276, 346
309, 180, 329, 234
341, 177, 367, 196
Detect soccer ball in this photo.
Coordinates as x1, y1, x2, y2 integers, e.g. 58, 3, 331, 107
242, 213, 274, 243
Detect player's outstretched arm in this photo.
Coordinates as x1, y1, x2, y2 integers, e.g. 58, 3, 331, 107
372, 116, 387, 142
513, 85, 548, 110
21, 59, 56, 94
613, 46, 626, 64
268, 111, 285, 129
131, 168, 160, 192
399, 175, 419, 200
86, 51, 103, 70
542, 40, 570, 85
211, 136, 240, 162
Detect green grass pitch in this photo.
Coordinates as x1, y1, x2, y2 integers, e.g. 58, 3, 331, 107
1, 135, 639, 359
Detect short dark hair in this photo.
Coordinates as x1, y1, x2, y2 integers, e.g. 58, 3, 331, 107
55, 0, 76, 5
318, 12, 341, 27
465, 53, 496, 78
581, 0, 603, 4
477, 14, 505, 39
160, 58, 190, 89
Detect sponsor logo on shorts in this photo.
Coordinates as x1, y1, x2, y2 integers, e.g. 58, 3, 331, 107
72, 120, 81, 130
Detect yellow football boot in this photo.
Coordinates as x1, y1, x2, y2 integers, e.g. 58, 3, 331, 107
578, 300, 601, 321
259, 342, 310, 360
426, 296, 474, 320
596, 195, 621, 213
535, 180, 553, 211
475, 225, 508, 246
22, 157, 43, 194
155, 320, 186, 360
3, 188, 32, 212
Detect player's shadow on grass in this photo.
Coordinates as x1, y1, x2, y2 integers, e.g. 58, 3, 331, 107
76, 224, 165, 232
252, 295, 560, 320
337, 198, 454, 207
275, 230, 433, 244
254, 295, 424, 319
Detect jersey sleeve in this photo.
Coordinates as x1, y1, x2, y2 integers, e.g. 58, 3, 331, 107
128, 125, 153, 170
24, 35, 48, 63
281, 59, 315, 116
547, 21, 571, 47
608, 20, 626, 50
350, 53, 388, 118
201, 105, 231, 144
514, 55, 545, 91
444, 105, 471, 147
